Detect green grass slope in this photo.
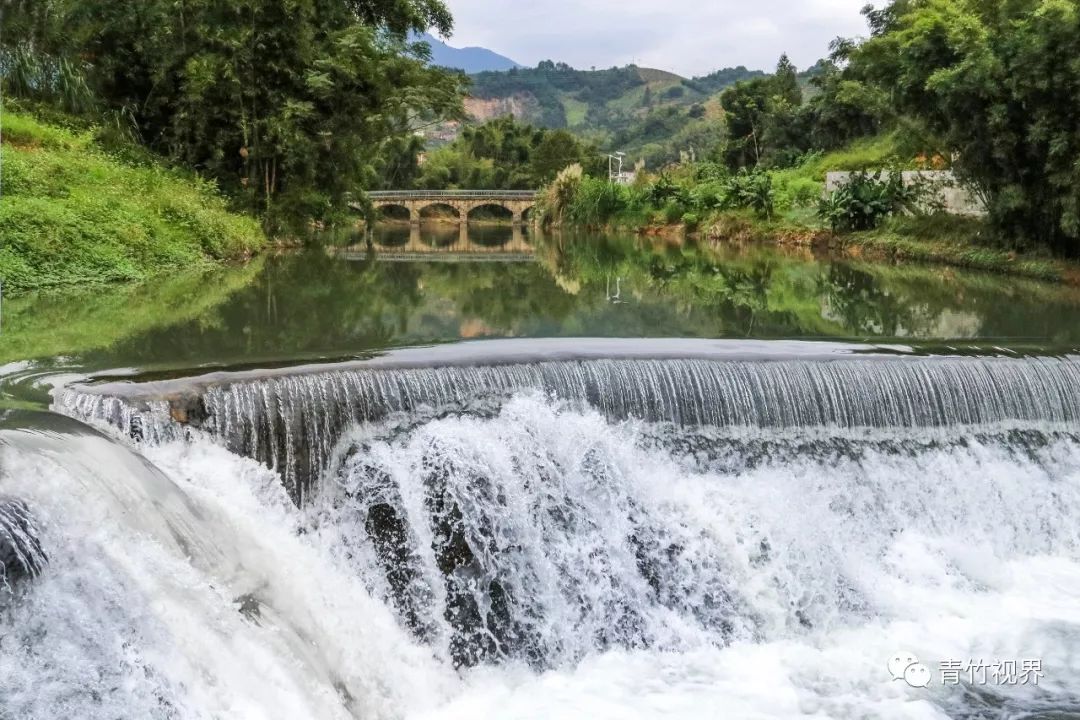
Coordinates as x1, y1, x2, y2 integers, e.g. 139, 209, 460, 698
0, 111, 265, 291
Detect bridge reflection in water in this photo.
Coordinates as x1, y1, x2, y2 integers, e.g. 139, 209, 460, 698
333, 222, 535, 262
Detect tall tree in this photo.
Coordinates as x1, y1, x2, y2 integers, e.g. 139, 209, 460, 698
4, 0, 466, 229
720, 55, 809, 169
849, 0, 1080, 254
773, 53, 803, 107
415, 116, 599, 189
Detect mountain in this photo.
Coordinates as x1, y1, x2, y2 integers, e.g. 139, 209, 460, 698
417, 33, 521, 73
426, 55, 822, 169
461, 63, 766, 167
467, 63, 765, 129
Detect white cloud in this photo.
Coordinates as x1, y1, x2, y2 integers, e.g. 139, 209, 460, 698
441, 0, 870, 76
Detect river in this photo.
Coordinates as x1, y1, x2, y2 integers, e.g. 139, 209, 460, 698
2, 227, 1080, 719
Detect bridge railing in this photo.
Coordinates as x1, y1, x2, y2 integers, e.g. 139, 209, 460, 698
366, 190, 538, 200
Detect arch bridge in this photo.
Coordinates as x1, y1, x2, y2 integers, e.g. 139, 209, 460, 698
363, 190, 538, 224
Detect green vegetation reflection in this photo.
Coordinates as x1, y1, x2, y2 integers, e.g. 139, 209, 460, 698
7, 235, 1080, 372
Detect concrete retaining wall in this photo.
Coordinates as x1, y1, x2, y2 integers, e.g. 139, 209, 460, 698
825, 171, 986, 217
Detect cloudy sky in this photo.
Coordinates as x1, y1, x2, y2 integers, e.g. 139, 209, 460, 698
441, 0, 872, 77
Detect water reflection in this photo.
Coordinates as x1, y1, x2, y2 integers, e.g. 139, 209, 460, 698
332, 223, 534, 260
5, 229, 1080, 375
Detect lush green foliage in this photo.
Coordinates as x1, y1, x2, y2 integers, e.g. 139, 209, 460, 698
818, 171, 917, 231
470, 62, 648, 128
468, 63, 767, 168
414, 116, 603, 189
539, 162, 785, 228
841, 0, 1080, 254
0, 112, 265, 291
0, 43, 95, 113
717, 52, 891, 171
4, 0, 465, 230
682, 67, 767, 95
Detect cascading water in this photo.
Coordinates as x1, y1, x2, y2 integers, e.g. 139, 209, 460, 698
0, 496, 47, 589
58, 345, 1080, 504
8, 340, 1080, 718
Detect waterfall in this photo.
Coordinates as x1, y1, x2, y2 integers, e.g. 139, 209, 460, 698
320, 393, 1080, 685
59, 351, 1080, 503
0, 496, 47, 590
10, 342, 1080, 718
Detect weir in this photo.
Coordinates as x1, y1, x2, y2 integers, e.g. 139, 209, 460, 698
56, 339, 1080, 505
15, 340, 1080, 713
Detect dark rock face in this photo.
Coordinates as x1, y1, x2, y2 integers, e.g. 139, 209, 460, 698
0, 497, 47, 588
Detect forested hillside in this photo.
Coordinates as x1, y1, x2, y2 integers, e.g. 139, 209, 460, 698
465, 63, 759, 165
461, 61, 832, 168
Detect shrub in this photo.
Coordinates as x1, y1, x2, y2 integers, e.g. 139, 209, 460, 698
539, 163, 584, 224
661, 200, 685, 224
725, 169, 775, 219
775, 177, 823, 210
688, 180, 728, 211
817, 171, 918, 232
567, 176, 630, 226
646, 173, 684, 206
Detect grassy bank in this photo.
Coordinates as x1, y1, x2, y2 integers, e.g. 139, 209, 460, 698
701, 212, 1076, 284
837, 216, 1071, 283
540, 134, 904, 234
540, 134, 1080, 284
0, 111, 266, 291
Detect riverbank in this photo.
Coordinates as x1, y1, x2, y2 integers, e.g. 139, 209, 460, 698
697, 211, 1075, 284
539, 132, 1080, 285
0, 111, 266, 292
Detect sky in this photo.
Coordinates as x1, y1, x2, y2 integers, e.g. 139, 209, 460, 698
441, 0, 872, 77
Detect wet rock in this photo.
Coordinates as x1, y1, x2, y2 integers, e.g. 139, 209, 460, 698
0, 496, 47, 588
167, 394, 209, 427
235, 593, 262, 624
366, 502, 433, 639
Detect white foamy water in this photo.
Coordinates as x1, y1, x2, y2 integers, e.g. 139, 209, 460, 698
5, 372, 1080, 718
316, 395, 1080, 719
0, 421, 456, 719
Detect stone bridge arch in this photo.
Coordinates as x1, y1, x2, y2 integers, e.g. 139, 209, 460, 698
362, 190, 539, 225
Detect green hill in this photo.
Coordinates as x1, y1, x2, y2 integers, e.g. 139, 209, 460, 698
458, 60, 833, 171
464, 63, 765, 168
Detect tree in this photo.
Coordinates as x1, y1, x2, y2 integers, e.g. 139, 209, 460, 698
804, 61, 889, 150
719, 56, 810, 169
848, 0, 1080, 254
720, 78, 771, 167
531, 130, 588, 183
414, 116, 601, 190
773, 53, 803, 107
4, 0, 466, 230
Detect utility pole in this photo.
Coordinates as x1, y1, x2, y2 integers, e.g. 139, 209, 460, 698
607, 151, 626, 184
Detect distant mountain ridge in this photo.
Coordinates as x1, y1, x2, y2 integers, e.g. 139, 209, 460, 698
455, 62, 768, 168
417, 42, 824, 169
416, 33, 521, 73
